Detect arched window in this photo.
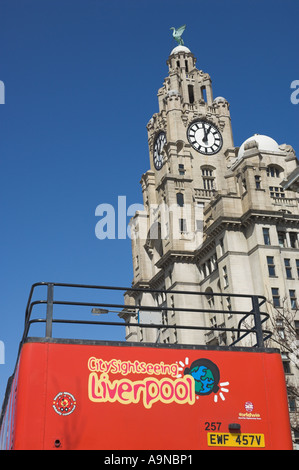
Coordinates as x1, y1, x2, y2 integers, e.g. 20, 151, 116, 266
267, 165, 283, 178
205, 287, 214, 309
176, 193, 184, 207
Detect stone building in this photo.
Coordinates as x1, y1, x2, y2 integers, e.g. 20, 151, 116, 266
121, 43, 299, 446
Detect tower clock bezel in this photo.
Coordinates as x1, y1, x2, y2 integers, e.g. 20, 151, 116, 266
153, 131, 167, 170
187, 120, 223, 155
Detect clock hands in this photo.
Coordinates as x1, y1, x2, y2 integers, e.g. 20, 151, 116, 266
157, 139, 163, 155
202, 124, 212, 143
156, 135, 166, 158
154, 132, 167, 170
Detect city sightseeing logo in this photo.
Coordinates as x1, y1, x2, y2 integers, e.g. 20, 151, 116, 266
87, 356, 230, 409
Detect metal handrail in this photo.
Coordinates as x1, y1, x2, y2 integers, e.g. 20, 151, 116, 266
22, 282, 271, 349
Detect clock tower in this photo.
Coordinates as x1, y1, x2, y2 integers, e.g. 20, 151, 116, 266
123, 43, 235, 344
121, 34, 299, 442
122, 38, 298, 357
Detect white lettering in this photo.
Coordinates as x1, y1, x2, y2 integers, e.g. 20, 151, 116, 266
95, 203, 115, 240
0, 81, 4, 104
290, 80, 299, 104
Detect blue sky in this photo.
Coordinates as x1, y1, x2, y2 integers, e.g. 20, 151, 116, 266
0, 0, 298, 406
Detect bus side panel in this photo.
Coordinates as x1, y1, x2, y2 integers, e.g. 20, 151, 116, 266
263, 353, 293, 450
13, 343, 49, 450
39, 343, 292, 450
9, 342, 293, 450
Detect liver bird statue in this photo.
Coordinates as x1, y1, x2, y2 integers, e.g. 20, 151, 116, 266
170, 25, 186, 46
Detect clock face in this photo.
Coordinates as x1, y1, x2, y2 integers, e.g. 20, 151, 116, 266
187, 121, 222, 155
153, 132, 167, 170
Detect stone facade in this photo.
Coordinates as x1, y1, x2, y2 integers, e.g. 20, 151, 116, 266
121, 44, 299, 446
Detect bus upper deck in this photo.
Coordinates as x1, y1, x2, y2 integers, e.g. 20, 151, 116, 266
0, 282, 293, 450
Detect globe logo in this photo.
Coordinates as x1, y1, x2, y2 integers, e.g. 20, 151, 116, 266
184, 358, 220, 396
245, 401, 254, 412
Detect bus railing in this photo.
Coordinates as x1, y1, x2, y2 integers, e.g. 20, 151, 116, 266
22, 282, 271, 348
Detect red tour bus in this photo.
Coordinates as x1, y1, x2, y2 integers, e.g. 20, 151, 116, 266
0, 282, 293, 450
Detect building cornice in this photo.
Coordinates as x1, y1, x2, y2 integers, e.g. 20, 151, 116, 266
155, 249, 196, 270
240, 209, 299, 226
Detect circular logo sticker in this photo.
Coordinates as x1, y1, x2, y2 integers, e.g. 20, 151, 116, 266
53, 392, 76, 416
245, 401, 254, 412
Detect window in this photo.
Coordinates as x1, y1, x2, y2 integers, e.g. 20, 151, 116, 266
178, 164, 185, 176
284, 259, 292, 279
296, 260, 299, 278
272, 287, 280, 307
267, 165, 280, 178
266, 256, 276, 276
289, 232, 298, 248
207, 259, 212, 275
269, 186, 285, 198
219, 237, 224, 256
289, 290, 297, 309
202, 167, 215, 190
211, 253, 218, 271
204, 178, 215, 190
205, 288, 214, 309
223, 266, 229, 288
278, 231, 286, 248
255, 175, 261, 189
263, 227, 271, 245
162, 309, 168, 326
289, 396, 297, 413
281, 352, 291, 374
188, 85, 194, 104
202, 168, 212, 176
176, 193, 184, 207
210, 315, 217, 328
179, 218, 187, 233
185, 60, 189, 73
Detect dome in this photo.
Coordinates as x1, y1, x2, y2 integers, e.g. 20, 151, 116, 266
170, 45, 191, 55
238, 134, 279, 160
213, 96, 227, 103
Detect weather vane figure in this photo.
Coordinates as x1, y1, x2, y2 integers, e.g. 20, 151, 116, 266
170, 25, 186, 46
